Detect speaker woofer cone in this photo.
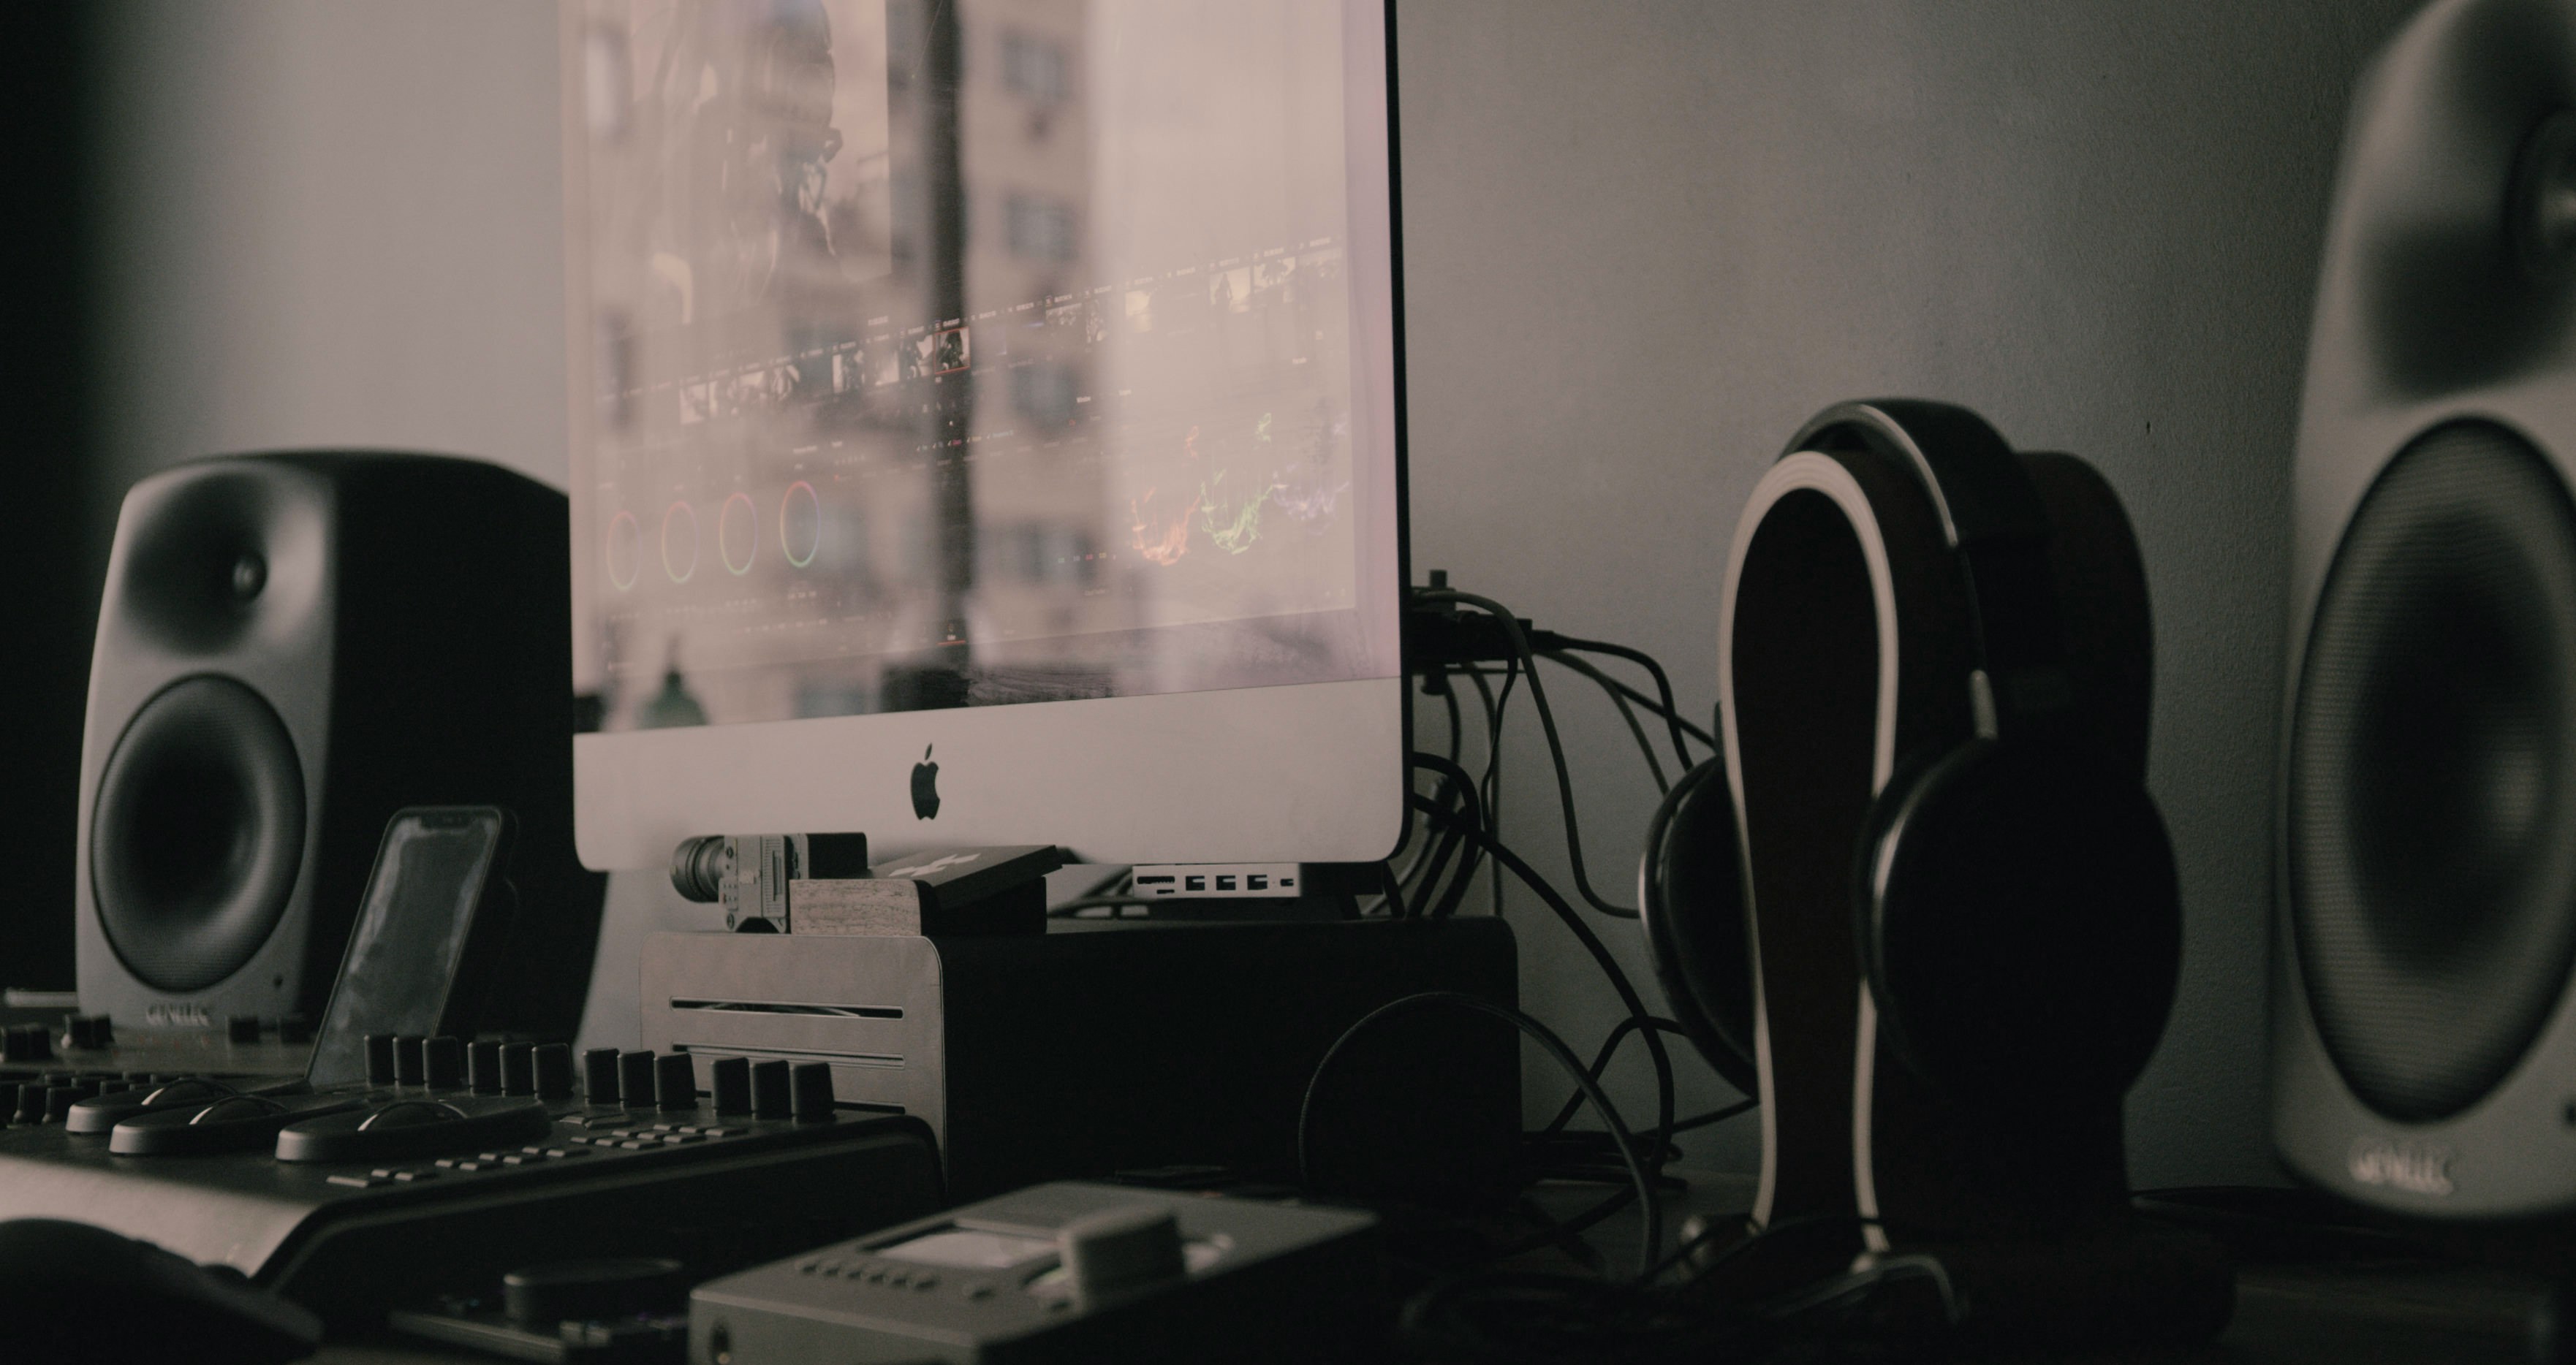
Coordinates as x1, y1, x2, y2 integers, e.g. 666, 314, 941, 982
2289, 419, 2576, 1123
91, 675, 305, 994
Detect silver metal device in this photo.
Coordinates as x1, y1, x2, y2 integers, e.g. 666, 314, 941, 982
689, 1182, 1379, 1364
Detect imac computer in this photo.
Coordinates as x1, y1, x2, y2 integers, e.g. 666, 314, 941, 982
561, 0, 1407, 870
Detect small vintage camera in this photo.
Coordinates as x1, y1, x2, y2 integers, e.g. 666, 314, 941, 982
668, 833, 871, 931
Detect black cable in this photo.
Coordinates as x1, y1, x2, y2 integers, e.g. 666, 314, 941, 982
1390, 674, 1469, 881
1415, 589, 1638, 921
1528, 1166, 1690, 1193
1540, 650, 1669, 794
1376, 859, 1412, 919
1417, 746, 1480, 861
1645, 1209, 1881, 1287
1407, 780, 1469, 919
1541, 1016, 1702, 1138
1406, 750, 1492, 919
1388, 831, 1433, 897
1399, 1270, 1769, 1364
1408, 752, 1485, 919
1415, 675, 1470, 910
1478, 657, 1518, 829
1504, 1186, 1632, 1272
1522, 1138, 1690, 1187
1583, 669, 1716, 753
1508, 659, 1715, 758
1407, 784, 1674, 1185
1764, 1252, 1961, 1332
1443, 668, 1466, 771
1667, 1098, 1758, 1135
1465, 666, 1506, 918
1424, 824, 1482, 920
1535, 1061, 1762, 1148
1383, 791, 1442, 913
1297, 990, 1659, 1279
1539, 634, 1700, 771
1398, 1251, 1953, 1364
1412, 803, 1468, 916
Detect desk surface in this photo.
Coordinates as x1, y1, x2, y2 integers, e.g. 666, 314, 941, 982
314, 1263, 2542, 1364
306, 1171, 2547, 1364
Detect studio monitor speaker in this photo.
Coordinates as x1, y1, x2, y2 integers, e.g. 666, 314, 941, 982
2278, 0, 2576, 1217
77, 453, 592, 1033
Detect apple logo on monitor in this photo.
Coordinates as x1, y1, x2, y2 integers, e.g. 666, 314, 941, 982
912, 745, 940, 820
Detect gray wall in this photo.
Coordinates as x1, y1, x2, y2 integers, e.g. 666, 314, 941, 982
91, 0, 569, 499
88, 0, 2426, 1187
1393, 0, 2422, 1185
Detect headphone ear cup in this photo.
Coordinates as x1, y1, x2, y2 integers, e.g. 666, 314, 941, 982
1857, 742, 2181, 1106
1641, 758, 1760, 1095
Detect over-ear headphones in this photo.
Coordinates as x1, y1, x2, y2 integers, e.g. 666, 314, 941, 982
1642, 400, 2180, 1112
1640, 758, 1757, 1096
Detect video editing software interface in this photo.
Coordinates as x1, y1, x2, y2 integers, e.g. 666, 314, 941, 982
570, 0, 1401, 732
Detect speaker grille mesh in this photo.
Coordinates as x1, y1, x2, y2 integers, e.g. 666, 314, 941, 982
91, 675, 306, 994
2290, 420, 2576, 1123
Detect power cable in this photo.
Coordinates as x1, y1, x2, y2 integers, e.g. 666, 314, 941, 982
1540, 650, 1670, 794
1405, 782, 1674, 1179
1414, 589, 1638, 921
1570, 666, 1716, 754
1298, 990, 1659, 1279
1538, 633, 1700, 771
1407, 752, 1486, 919
1542, 1015, 1697, 1137
1465, 666, 1507, 917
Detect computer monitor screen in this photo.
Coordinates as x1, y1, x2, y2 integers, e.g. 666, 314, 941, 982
564, 0, 1405, 869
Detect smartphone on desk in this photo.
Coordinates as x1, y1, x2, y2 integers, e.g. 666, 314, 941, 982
305, 807, 517, 1088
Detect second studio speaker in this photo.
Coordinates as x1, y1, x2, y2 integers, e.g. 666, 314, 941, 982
76, 453, 591, 1033
2278, 0, 2576, 1217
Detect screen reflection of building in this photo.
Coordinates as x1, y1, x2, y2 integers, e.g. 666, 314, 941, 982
577, 1, 1366, 731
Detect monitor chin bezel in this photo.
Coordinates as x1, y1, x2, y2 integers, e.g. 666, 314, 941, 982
573, 672, 1408, 870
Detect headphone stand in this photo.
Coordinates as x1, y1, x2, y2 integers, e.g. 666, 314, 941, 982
1653, 402, 2230, 1350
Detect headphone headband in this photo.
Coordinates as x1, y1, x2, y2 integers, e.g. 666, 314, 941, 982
1784, 400, 2072, 731
1786, 400, 2048, 548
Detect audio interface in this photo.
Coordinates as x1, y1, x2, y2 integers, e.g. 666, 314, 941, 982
0, 1046, 942, 1330
689, 1181, 1381, 1364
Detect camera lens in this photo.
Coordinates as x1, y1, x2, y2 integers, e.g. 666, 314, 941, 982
670, 835, 732, 902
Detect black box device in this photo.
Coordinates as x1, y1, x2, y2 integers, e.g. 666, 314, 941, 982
640, 917, 1520, 1203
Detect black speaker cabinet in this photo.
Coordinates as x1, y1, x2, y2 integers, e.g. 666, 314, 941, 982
76, 454, 593, 1035
2278, 0, 2576, 1217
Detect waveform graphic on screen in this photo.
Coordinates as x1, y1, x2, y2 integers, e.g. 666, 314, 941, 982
662, 503, 699, 584
1200, 471, 1278, 555
1130, 487, 1198, 566
1273, 464, 1349, 528
1273, 401, 1350, 529
780, 482, 821, 569
719, 493, 758, 575
606, 512, 641, 591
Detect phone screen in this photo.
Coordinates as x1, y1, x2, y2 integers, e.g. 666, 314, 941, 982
307, 808, 509, 1087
